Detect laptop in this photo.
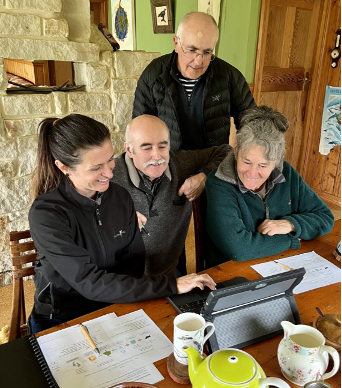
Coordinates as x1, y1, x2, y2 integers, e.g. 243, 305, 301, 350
168, 277, 248, 314
168, 268, 306, 351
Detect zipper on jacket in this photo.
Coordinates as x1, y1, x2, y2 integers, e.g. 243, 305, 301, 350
252, 191, 270, 220
264, 202, 270, 219
37, 282, 55, 319
93, 205, 107, 266
201, 77, 210, 145
37, 281, 51, 299
167, 85, 182, 146
96, 208, 102, 226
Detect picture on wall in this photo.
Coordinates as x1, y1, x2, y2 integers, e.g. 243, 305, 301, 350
111, 0, 136, 50
319, 85, 341, 155
150, 0, 174, 34
197, 0, 221, 26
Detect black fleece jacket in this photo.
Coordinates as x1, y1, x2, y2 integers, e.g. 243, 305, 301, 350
133, 51, 256, 151
29, 177, 177, 321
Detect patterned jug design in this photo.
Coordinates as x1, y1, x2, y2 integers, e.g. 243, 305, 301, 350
277, 321, 340, 386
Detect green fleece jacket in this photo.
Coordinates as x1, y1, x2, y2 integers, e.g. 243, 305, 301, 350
205, 151, 334, 266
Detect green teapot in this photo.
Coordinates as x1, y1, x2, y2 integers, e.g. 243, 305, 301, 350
184, 346, 291, 388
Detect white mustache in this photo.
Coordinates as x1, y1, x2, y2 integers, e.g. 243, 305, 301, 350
143, 159, 166, 168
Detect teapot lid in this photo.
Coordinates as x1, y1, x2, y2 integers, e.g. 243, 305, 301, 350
209, 349, 257, 384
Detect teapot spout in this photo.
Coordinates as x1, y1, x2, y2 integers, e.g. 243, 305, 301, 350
281, 321, 295, 338
184, 346, 204, 384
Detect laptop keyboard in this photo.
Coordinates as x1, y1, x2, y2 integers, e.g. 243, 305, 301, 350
178, 298, 206, 314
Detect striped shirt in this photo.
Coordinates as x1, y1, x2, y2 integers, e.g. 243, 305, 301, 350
177, 73, 199, 101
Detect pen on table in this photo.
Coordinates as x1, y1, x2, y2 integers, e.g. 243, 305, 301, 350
79, 323, 100, 355
141, 224, 150, 236
274, 261, 306, 278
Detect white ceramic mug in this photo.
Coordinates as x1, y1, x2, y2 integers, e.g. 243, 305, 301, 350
173, 312, 215, 365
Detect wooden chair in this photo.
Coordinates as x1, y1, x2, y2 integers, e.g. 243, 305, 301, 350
192, 192, 207, 273
8, 230, 37, 341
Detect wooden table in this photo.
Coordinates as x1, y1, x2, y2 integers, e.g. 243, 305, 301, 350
37, 220, 341, 387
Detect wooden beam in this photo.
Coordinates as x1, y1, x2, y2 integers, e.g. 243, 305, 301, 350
271, 0, 315, 10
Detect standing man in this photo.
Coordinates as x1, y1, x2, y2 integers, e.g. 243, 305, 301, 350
133, 12, 256, 152
112, 115, 230, 277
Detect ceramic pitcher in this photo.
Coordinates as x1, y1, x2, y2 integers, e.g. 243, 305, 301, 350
277, 321, 340, 386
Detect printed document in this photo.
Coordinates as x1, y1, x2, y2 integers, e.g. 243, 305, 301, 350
251, 251, 341, 294
37, 310, 172, 388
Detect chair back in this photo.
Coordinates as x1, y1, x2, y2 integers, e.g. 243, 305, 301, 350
192, 192, 207, 273
8, 230, 37, 341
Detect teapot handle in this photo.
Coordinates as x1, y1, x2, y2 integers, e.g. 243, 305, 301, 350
320, 345, 340, 380
259, 377, 291, 388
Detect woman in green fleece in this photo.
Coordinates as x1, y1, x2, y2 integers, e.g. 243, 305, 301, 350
205, 105, 334, 267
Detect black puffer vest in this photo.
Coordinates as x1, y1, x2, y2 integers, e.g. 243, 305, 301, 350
133, 51, 256, 151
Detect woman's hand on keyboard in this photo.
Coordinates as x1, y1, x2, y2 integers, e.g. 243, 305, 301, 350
176, 273, 216, 294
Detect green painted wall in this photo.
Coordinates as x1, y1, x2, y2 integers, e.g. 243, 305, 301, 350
109, 0, 261, 83
216, 0, 261, 83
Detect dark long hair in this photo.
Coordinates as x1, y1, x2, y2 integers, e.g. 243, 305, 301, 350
32, 114, 111, 199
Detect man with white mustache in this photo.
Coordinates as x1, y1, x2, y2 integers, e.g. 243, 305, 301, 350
112, 115, 230, 277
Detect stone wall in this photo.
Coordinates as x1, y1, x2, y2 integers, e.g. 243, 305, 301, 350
0, 0, 160, 286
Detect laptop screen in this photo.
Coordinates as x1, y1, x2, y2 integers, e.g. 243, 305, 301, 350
210, 277, 298, 313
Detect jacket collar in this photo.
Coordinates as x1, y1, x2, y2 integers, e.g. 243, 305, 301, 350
216, 148, 286, 195
164, 51, 214, 86
124, 152, 171, 189
59, 175, 103, 210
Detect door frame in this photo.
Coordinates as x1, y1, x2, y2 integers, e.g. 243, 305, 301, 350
299, 0, 340, 181
253, 0, 271, 105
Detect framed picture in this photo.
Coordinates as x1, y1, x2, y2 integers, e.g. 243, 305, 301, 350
150, 0, 174, 34
111, 0, 136, 50
197, 0, 221, 26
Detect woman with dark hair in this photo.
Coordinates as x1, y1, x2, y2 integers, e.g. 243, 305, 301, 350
29, 114, 215, 333
205, 106, 334, 267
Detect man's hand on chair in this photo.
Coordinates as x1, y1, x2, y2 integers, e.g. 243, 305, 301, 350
178, 173, 206, 202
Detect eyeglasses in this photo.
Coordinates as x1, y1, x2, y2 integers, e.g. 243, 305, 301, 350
177, 37, 216, 62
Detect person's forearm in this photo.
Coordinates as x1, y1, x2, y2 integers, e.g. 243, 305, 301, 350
283, 210, 334, 240
207, 226, 300, 262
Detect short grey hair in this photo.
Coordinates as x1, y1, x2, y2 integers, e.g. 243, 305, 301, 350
176, 12, 219, 41
125, 121, 132, 144
236, 106, 289, 162
125, 121, 134, 152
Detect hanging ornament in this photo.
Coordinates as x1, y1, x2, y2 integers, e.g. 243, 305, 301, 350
114, 0, 129, 42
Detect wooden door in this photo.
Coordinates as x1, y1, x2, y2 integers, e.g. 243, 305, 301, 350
300, 0, 341, 207
254, 0, 323, 170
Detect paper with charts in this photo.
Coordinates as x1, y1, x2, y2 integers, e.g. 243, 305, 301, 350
251, 251, 341, 294
37, 310, 172, 388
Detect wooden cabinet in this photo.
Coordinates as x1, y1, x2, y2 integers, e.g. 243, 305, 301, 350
90, 0, 109, 26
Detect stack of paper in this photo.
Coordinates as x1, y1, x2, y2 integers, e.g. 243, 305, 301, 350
251, 251, 341, 294
37, 309, 173, 388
